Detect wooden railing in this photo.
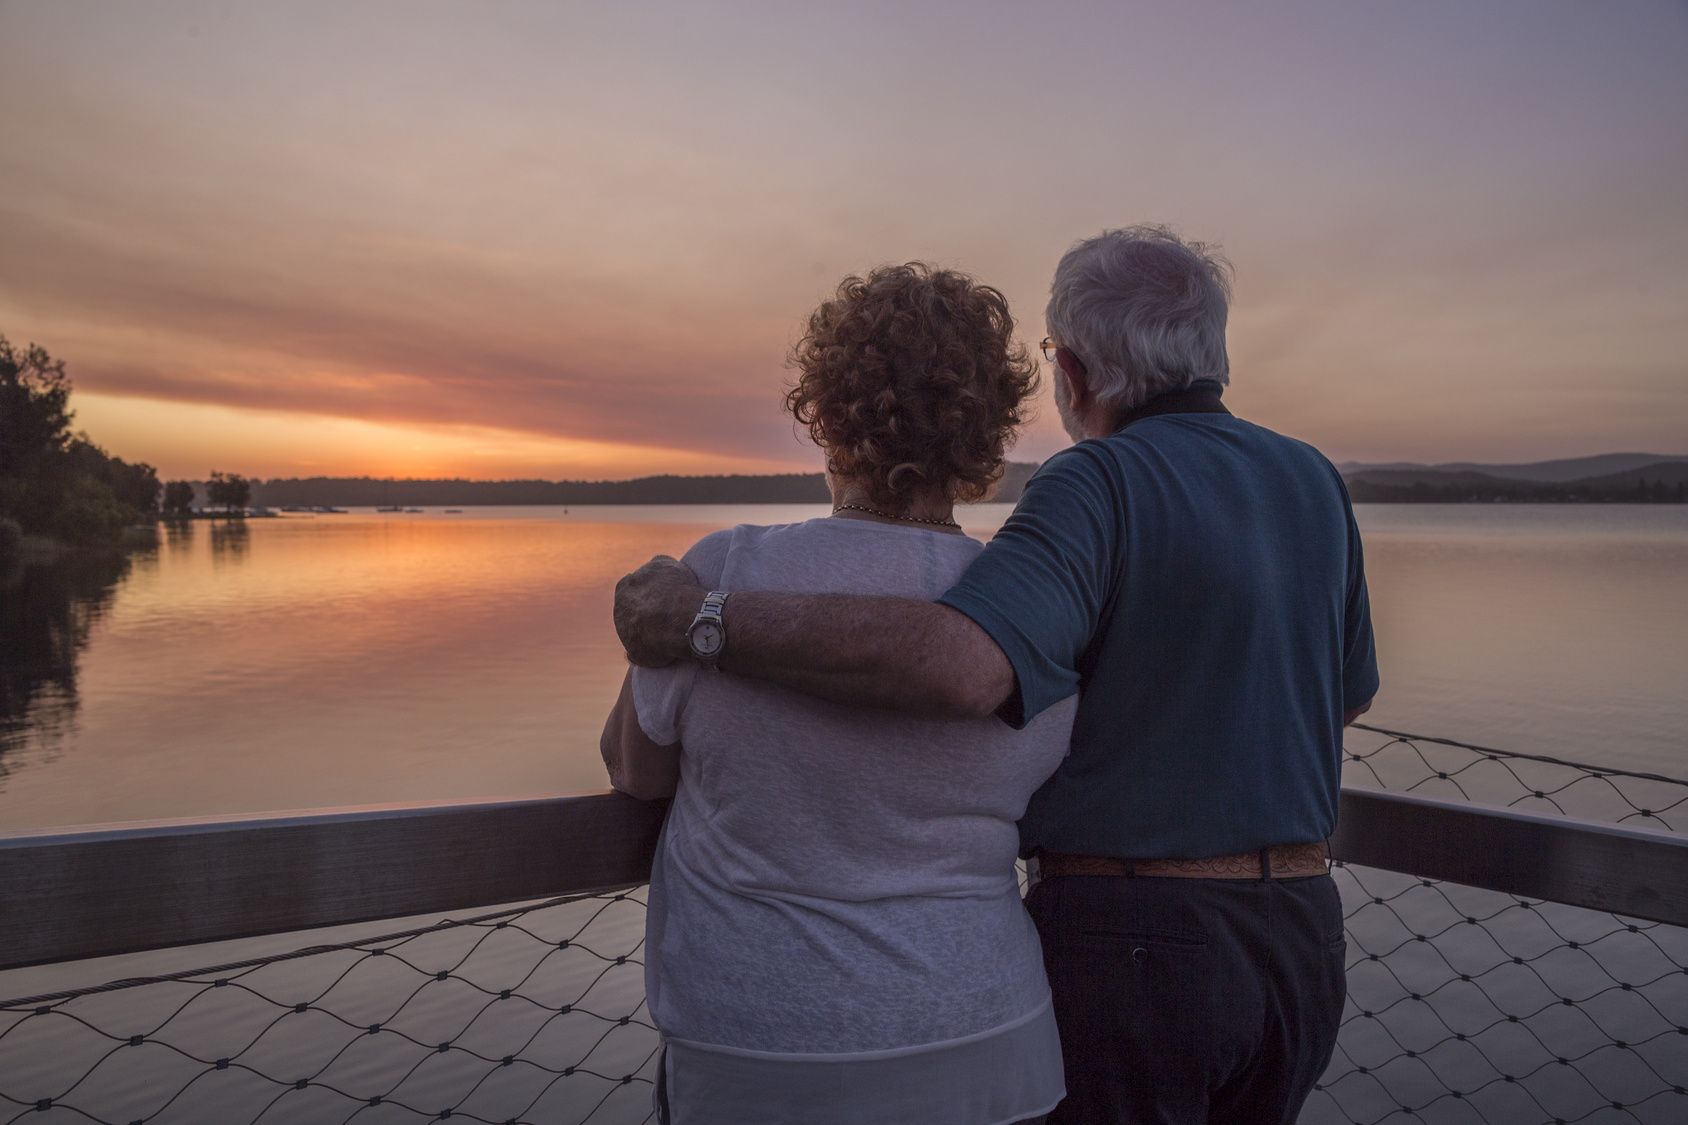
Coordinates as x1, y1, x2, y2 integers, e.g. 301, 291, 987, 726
3, 787, 1684, 972
0, 792, 665, 971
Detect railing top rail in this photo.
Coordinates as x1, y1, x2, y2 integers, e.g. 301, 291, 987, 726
0, 787, 648, 841
3, 784, 1686, 973
1341, 785, 1686, 846
1333, 788, 1688, 925
0, 789, 632, 844
0, 790, 667, 972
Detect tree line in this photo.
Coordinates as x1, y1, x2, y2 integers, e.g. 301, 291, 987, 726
250, 463, 1042, 507
0, 335, 253, 565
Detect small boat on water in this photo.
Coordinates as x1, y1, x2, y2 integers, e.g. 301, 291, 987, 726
405, 507, 424, 513
377, 505, 404, 512
313, 506, 348, 514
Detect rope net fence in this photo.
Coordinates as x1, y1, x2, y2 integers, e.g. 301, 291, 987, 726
1342, 723, 1687, 833
2, 725, 1683, 1124
0, 892, 658, 1125
1305, 726, 1688, 1124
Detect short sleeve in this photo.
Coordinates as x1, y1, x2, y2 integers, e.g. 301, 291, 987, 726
937, 447, 1121, 729
1339, 494, 1380, 711
630, 661, 695, 746
628, 529, 735, 746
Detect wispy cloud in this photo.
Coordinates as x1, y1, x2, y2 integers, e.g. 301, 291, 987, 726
2, 0, 1685, 476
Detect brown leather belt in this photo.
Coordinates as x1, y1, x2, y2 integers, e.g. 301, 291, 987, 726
1036, 842, 1330, 881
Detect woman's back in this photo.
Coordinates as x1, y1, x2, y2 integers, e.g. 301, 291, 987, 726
635, 516, 1076, 1054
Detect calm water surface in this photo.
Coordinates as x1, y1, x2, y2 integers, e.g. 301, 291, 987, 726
2, 504, 1685, 830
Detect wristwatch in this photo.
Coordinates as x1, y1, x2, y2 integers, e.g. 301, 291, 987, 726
685, 591, 731, 667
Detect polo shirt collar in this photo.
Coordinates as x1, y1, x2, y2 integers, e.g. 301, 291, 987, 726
1113, 380, 1231, 433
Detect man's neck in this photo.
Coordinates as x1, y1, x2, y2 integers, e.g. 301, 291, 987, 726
1108, 381, 1230, 435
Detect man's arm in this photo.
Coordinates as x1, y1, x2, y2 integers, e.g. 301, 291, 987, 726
616, 451, 1115, 724
614, 560, 1014, 719
599, 670, 681, 800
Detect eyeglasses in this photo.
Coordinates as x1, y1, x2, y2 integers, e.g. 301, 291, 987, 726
1040, 337, 1058, 362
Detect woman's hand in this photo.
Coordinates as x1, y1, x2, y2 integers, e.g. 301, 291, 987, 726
614, 555, 706, 667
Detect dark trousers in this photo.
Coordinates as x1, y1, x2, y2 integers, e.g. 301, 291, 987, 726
1026, 873, 1346, 1125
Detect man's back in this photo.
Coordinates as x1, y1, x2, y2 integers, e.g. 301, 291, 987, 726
935, 385, 1377, 1124
1011, 409, 1374, 858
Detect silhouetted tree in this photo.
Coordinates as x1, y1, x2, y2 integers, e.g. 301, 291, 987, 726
65, 437, 159, 515
0, 516, 20, 570
0, 334, 159, 543
0, 336, 75, 532
0, 337, 72, 472
206, 471, 251, 514
162, 481, 196, 515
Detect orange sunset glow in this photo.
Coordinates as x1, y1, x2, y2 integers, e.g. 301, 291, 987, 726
3, 2, 1686, 479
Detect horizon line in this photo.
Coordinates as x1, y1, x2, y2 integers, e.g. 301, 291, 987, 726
194, 450, 1688, 487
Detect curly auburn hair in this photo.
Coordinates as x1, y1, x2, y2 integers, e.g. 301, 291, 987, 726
785, 263, 1040, 508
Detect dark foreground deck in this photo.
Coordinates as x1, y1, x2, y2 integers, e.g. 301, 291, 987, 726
2, 726, 1685, 1124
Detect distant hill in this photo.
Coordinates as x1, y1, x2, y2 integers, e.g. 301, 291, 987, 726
1342, 469, 1511, 488
1571, 461, 1688, 488
243, 462, 1042, 508
1339, 452, 1688, 483
1343, 460, 1688, 504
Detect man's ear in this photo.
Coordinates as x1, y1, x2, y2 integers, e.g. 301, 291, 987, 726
1056, 349, 1092, 411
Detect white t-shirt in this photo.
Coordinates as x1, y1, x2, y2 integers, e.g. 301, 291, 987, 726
633, 517, 1077, 1124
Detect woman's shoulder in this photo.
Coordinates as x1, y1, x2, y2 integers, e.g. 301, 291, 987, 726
679, 520, 829, 587
685, 518, 992, 595
679, 528, 739, 589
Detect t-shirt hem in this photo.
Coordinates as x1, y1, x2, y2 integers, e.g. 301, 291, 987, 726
986, 1094, 1065, 1125
662, 992, 1054, 1062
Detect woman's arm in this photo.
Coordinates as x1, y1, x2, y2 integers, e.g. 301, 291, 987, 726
599, 670, 681, 800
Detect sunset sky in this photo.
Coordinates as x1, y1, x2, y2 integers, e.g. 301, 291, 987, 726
2, 1, 1685, 480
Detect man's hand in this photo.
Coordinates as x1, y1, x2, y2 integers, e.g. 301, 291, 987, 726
614, 555, 705, 667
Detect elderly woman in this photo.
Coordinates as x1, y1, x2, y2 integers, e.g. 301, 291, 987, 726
599, 263, 1077, 1125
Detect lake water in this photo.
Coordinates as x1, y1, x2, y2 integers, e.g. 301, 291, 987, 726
2, 504, 1685, 831
3, 504, 1685, 1125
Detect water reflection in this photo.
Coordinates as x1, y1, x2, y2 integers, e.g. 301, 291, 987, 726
208, 519, 250, 564
0, 505, 1683, 831
162, 518, 196, 557
0, 545, 144, 789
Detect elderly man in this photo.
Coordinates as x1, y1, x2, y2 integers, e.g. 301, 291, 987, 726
615, 225, 1378, 1125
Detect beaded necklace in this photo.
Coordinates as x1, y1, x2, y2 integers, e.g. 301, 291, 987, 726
831, 503, 961, 529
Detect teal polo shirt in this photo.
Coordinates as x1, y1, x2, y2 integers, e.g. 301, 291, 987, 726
938, 384, 1378, 859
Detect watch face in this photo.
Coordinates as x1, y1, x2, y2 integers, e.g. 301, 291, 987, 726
690, 621, 723, 657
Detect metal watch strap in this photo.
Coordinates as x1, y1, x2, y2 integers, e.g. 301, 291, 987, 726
688, 590, 731, 667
